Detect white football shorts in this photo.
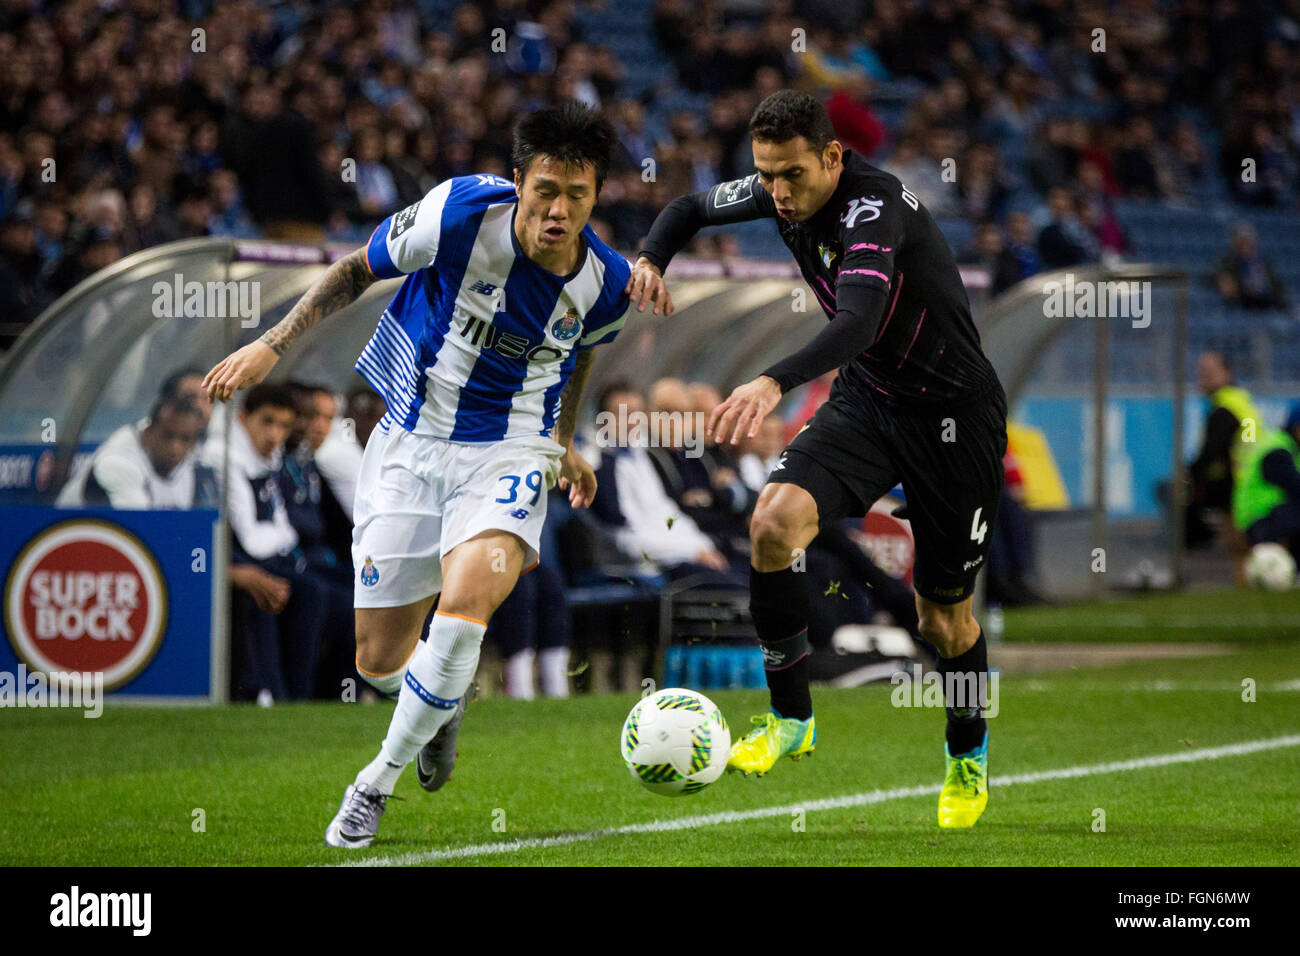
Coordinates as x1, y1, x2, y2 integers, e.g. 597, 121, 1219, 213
351, 423, 564, 608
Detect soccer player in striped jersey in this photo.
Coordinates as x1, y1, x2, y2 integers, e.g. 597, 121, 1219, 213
628, 90, 1007, 828
204, 103, 633, 847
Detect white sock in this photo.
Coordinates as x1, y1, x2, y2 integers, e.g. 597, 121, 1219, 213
355, 643, 417, 697
539, 646, 570, 698
503, 649, 536, 699
355, 611, 486, 793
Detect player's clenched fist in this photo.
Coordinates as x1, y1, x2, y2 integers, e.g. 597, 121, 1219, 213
624, 256, 674, 315
708, 375, 783, 446
202, 340, 280, 403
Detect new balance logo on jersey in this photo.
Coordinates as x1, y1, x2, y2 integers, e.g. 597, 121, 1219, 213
842, 196, 883, 228
507, 508, 529, 519
389, 200, 421, 239
468, 280, 497, 295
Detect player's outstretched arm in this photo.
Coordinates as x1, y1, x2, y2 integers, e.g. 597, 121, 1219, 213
202, 248, 377, 402
628, 175, 777, 314
552, 348, 598, 508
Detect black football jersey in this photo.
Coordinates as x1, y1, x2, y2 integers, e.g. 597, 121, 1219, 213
639, 149, 1000, 407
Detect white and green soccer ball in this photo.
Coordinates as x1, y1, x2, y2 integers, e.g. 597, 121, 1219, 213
1245, 542, 1297, 591
620, 688, 731, 796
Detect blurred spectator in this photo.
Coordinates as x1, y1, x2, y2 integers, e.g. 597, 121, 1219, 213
824, 78, 887, 160
1003, 209, 1041, 283
219, 82, 330, 241
986, 448, 1042, 606
1036, 187, 1097, 270
205, 384, 328, 704
1113, 116, 1168, 199
1232, 403, 1300, 563
646, 377, 752, 560
587, 381, 735, 577
1212, 224, 1286, 310
56, 393, 215, 509
737, 417, 786, 492
281, 382, 356, 699
974, 221, 1025, 297
1185, 352, 1263, 548
488, 562, 573, 700
956, 142, 1011, 222
0, 206, 52, 338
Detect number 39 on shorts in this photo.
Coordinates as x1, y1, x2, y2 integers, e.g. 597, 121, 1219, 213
495, 471, 543, 506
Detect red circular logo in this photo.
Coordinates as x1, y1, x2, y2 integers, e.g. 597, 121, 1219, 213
5, 520, 168, 690
856, 499, 915, 585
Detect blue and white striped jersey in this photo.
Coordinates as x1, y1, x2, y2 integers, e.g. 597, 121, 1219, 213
357, 174, 634, 442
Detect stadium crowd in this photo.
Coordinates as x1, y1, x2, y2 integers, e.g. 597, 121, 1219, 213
2, 0, 1299, 346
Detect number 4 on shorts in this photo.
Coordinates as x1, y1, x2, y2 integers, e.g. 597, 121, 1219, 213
969, 507, 987, 545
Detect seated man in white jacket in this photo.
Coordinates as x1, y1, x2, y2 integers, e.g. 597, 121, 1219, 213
586, 382, 740, 580
58, 395, 217, 510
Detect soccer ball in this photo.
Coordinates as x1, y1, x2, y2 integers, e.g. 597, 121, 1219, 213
1244, 543, 1297, 591
620, 688, 731, 796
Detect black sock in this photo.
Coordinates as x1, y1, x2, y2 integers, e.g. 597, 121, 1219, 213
749, 565, 813, 720
938, 629, 988, 755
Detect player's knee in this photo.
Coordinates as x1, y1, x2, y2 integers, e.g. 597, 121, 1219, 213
916, 600, 969, 655
749, 508, 801, 565
750, 494, 816, 567
354, 621, 409, 676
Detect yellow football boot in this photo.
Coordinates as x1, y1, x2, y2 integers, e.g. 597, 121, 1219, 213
938, 732, 989, 828
727, 711, 816, 777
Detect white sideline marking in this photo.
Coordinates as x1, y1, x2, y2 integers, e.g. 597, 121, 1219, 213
1028, 614, 1300, 628
339, 733, 1300, 867
1022, 679, 1300, 692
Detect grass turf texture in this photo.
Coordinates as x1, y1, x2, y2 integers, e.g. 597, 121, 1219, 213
1, 589, 1297, 866
1002, 586, 1300, 643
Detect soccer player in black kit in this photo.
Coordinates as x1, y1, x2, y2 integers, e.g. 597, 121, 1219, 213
625, 90, 1006, 827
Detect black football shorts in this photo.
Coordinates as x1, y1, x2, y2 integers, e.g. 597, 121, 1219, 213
767, 382, 1008, 604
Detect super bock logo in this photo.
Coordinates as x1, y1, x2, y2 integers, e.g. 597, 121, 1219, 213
4, 520, 168, 691
550, 307, 583, 341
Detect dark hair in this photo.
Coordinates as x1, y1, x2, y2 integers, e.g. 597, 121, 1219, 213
148, 395, 204, 427
243, 383, 298, 415
159, 367, 205, 402
597, 379, 640, 414
748, 90, 836, 153
512, 101, 618, 191
284, 380, 333, 401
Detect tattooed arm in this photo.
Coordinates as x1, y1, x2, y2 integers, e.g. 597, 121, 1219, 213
202, 249, 376, 402
552, 348, 599, 508
553, 348, 596, 448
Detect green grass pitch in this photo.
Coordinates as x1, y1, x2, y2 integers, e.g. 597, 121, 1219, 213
1, 588, 1297, 866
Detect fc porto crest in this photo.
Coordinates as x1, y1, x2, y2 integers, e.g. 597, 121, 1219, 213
360, 556, 380, 587
550, 307, 583, 341
818, 243, 838, 270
